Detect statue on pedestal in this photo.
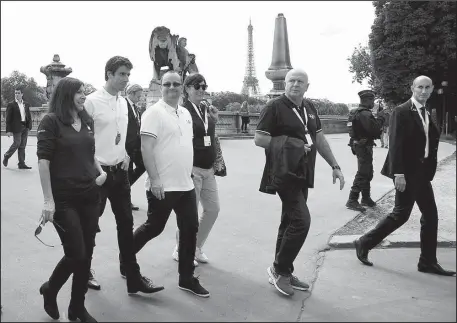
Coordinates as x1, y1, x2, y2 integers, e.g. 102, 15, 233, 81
40, 54, 73, 99
176, 37, 199, 81
149, 26, 180, 83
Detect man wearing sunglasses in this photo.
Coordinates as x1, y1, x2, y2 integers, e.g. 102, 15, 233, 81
130, 70, 210, 298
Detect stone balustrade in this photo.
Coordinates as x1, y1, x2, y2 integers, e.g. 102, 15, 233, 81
1, 106, 49, 134
1, 108, 348, 136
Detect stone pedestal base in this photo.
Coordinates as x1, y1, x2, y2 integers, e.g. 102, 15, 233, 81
146, 80, 162, 107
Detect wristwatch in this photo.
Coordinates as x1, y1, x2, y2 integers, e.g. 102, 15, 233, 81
332, 165, 341, 170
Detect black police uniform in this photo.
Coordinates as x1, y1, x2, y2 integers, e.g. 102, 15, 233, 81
346, 90, 382, 211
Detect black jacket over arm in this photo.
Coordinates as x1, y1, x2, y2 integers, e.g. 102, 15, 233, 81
5, 101, 32, 133
381, 99, 440, 182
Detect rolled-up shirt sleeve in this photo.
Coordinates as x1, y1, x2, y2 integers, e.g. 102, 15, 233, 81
37, 115, 57, 161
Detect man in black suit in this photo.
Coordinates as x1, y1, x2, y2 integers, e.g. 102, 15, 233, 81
125, 84, 145, 211
355, 75, 455, 276
3, 87, 32, 169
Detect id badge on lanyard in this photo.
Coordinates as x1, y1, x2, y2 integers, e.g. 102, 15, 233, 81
293, 107, 313, 146
193, 103, 211, 147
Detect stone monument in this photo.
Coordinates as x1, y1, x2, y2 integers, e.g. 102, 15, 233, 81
147, 26, 199, 106
40, 54, 73, 100
265, 13, 293, 98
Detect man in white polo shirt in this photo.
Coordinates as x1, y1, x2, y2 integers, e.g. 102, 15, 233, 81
84, 56, 164, 295
131, 71, 210, 298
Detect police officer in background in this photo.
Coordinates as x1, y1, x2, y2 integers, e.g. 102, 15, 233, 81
346, 90, 382, 212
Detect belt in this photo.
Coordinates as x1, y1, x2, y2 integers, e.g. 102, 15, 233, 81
101, 161, 124, 172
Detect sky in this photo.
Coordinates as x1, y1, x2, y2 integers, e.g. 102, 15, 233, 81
1, 1, 375, 104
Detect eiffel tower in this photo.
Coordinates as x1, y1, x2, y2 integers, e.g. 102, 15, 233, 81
241, 18, 261, 96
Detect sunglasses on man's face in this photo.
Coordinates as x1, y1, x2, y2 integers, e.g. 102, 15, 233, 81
192, 84, 208, 91
34, 218, 65, 248
162, 82, 182, 88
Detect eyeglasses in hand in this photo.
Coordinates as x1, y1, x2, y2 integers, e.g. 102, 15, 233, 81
34, 217, 65, 248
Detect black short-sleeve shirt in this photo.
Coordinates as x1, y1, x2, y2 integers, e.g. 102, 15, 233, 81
37, 113, 97, 199
256, 94, 322, 188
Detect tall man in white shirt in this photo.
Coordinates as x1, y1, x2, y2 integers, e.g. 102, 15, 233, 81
355, 75, 455, 276
84, 56, 164, 293
129, 71, 210, 297
3, 87, 33, 169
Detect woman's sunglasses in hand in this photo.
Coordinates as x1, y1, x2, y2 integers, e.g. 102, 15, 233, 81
34, 216, 65, 248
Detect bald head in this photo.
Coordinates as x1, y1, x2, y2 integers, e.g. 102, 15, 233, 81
412, 75, 432, 87
285, 69, 310, 104
285, 68, 309, 84
411, 75, 434, 105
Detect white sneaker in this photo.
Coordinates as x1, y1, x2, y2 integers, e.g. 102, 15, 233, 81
172, 246, 198, 267
195, 248, 209, 263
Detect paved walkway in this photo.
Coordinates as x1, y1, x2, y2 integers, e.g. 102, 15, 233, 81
1, 134, 455, 321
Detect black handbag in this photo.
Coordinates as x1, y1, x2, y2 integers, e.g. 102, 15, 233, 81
213, 134, 227, 177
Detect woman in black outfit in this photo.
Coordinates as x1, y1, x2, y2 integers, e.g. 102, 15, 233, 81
37, 77, 107, 322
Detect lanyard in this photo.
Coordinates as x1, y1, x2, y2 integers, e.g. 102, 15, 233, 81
293, 106, 309, 132
191, 102, 208, 135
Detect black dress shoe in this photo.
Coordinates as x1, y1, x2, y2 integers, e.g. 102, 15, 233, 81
2, 156, 8, 167
39, 281, 59, 320
18, 164, 32, 169
131, 204, 139, 211
354, 239, 373, 266
418, 262, 456, 276
68, 303, 97, 322
127, 274, 164, 294
87, 269, 101, 290
346, 200, 366, 212
361, 197, 376, 207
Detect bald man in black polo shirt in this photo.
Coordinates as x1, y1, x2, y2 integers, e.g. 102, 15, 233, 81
255, 68, 345, 297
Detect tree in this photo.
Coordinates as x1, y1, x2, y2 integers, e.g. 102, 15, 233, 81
1, 70, 48, 107
347, 44, 377, 90
208, 91, 266, 111
84, 83, 97, 96
369, 1, 457, 105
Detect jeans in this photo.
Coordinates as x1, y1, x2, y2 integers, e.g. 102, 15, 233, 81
241, 117, 250, 131
47, 186, 100, 305
133, 189, 199, 279
274, 186, 311, 276
97, 167, 140, 276
176, 166, 220, 249
4, 127, 28, 165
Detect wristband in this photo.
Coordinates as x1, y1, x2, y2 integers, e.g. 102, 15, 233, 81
332, 165, 341, 170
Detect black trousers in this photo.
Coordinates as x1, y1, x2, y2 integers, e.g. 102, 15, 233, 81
241, 116, 250, 131
350, 144, 374, 195
48, 186, 100, 305
4, 126, 28, 165
133, 189, 199, 279
127, 149, 146, 186
274, 186, 311, 276
96, 165, 140, 276
361, 176, 438, 263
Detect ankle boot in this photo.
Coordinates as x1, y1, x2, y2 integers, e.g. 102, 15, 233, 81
346, 190, 366, 212
39, 281, 59, 320
68, 302, 97, 322
361, 192, 376, 207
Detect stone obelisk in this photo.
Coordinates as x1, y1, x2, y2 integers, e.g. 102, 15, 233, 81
265, 13, 293, 98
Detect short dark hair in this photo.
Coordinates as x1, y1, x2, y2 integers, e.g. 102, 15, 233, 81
105, 56, 133, 81
14, 86, 24, 93
48, 77, 91, 125
182, 73, 206, 100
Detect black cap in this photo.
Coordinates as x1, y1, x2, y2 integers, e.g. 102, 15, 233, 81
358, 90, 375, 99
